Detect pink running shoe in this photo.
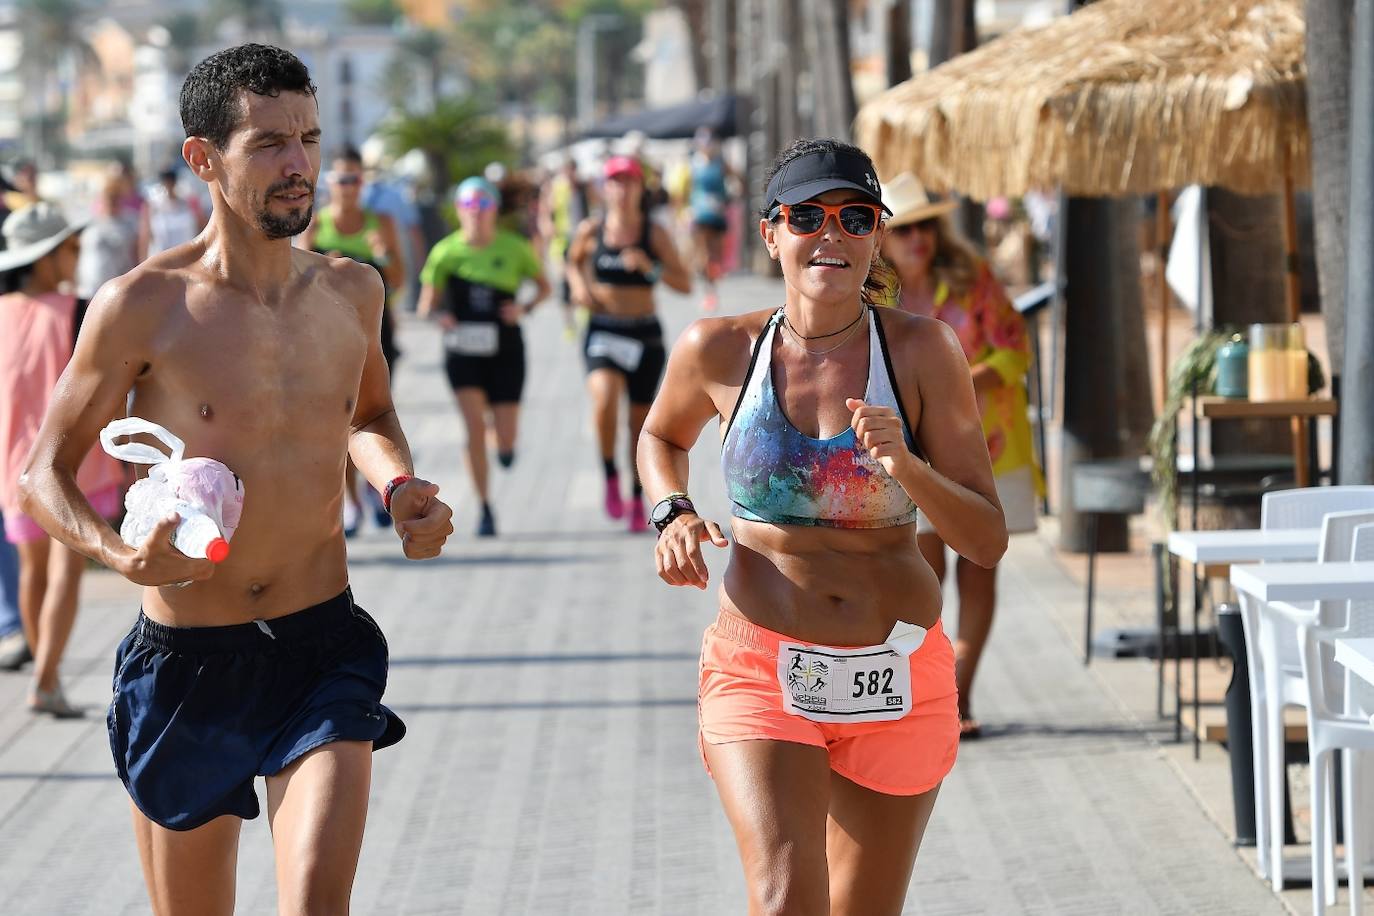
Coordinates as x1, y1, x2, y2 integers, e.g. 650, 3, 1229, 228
604, 474, 625, 519
628, 498, 648, 533
701, 291, 719, 313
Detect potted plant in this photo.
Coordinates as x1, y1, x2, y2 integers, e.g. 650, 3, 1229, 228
1148, 329, 1231, 530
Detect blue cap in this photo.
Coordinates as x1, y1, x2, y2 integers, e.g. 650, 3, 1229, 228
456, 176, 500, 206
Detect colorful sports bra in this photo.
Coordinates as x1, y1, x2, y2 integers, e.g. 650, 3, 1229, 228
721, 307, 921, 529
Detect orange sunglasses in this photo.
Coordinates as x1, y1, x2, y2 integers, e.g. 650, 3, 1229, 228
772, 202, 884, 238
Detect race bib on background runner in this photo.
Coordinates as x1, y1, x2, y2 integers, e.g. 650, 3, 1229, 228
444, 323, 500, 357
586, 330, 645, 372
777, 631, 922, 723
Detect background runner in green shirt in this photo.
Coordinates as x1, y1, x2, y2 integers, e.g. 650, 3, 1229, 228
418, 177, 549, 537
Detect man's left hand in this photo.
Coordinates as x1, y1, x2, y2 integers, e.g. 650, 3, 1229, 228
388, 478, 454, 559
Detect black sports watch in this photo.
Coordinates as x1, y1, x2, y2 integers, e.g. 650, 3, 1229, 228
651, 494, 697, 533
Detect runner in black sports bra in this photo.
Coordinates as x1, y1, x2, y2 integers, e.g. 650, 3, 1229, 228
591, 217, 656, 286
566, 155, 691, 533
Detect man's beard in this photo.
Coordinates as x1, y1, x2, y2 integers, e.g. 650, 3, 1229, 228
255, 178, 314, 239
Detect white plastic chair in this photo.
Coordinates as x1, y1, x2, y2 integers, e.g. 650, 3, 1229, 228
1258, 505, 1374, 889
1281, 522, 1374, 914
1239, 487, 1374, 886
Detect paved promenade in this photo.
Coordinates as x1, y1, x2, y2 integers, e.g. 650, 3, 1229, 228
0, 275, 1287, 913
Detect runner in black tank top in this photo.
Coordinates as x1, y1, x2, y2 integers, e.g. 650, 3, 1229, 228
566, 155, 692, 532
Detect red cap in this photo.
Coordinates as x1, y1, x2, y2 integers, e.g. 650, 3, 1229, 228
206, 538, 230, 564
604, 156, 643, 180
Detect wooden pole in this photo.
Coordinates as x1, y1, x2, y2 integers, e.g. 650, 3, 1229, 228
1282, 149, 1303, 323
1157, 190, 1172, 412
1281, 149, 1310, 485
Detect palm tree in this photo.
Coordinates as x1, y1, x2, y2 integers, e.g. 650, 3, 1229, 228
346, 0, 402, 27
380, 96, 512, 198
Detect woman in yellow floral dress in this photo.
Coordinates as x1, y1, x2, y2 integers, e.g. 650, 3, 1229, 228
880, 174, 1043, 738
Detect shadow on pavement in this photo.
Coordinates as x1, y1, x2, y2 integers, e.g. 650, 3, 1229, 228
390, 651, 697, 667
390, 697, 697, 713
491, 530, 653, 544
970, 722, 1148, 741
348, 552, 589, 568
0, 771, 118, 781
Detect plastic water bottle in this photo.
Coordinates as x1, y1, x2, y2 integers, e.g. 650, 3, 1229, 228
100, 419, 245, 565
121, 484, 233, 564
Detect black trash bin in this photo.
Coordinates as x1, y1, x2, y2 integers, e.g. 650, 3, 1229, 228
1215, 604, 1258, 845
1215, 603, 1298, 848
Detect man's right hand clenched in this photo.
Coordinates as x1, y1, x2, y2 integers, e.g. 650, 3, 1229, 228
118, 514, 217, 588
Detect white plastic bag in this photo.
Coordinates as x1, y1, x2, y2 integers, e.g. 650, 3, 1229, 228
100, 418, 245, 563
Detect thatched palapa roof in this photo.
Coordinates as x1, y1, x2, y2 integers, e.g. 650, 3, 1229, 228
853, 0, 1308, 199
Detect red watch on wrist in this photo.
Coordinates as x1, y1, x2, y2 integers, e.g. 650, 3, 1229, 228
381, 475, 414, 514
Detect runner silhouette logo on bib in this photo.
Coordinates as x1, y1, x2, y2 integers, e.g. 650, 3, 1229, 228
777, 642, 912, 723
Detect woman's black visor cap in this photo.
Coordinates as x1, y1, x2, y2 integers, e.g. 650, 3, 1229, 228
764, 149, 892, 214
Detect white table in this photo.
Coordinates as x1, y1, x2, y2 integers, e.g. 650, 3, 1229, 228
1167, 528, 1321, 564
1335, 638, 1374, 691
1232, 563, 1374, 888
1230, 562, 1374, 603
1164, 528, 1323, 757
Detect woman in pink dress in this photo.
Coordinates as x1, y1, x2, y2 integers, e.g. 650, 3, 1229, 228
0, 203, 124, 716
880, 175, 1044, 739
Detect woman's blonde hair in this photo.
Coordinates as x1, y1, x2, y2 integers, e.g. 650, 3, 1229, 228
923, 211, 982, 300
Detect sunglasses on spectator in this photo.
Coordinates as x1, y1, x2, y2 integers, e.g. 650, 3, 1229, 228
458, 194, 497, 212
330, 173, 362, 186
770, 202, 884, 238
892, 217, 940, 236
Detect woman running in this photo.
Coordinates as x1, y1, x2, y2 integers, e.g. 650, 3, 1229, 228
567, 155, 691, 531
419, 177, 549, 537
638, 139, 1007, 914
880, 173, 1042, 739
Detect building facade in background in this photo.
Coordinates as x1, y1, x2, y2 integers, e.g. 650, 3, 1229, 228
5, 1, 417, 176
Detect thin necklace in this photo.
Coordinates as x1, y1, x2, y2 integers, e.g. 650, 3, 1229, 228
783, 304, 866, 340
783, 308, 867, 356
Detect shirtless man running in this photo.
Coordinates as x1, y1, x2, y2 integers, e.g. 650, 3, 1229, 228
17, 44, 453, 914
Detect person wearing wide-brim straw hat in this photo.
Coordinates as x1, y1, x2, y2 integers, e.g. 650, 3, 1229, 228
0, 202, 85, 278
882, 172, 958, 230
880, 172, 1044, 741
0, 202, 124, 718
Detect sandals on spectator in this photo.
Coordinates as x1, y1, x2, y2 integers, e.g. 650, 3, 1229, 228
958, 715, 983, 740
28, 683, 84, 719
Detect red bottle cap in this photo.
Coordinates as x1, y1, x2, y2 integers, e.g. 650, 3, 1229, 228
206, 538, 231, 564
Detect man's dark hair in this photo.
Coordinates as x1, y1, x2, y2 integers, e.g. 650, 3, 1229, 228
180, 44, 317, 150
333, 146, 364, 167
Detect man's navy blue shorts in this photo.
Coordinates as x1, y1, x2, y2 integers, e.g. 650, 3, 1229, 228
106, 588, 405, 831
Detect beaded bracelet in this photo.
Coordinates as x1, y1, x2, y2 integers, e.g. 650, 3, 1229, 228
381, 475, 415, 514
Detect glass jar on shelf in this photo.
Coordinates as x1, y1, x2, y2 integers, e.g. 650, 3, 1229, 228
1248, 322, 1306, 401
1214, 333, 1248, 398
